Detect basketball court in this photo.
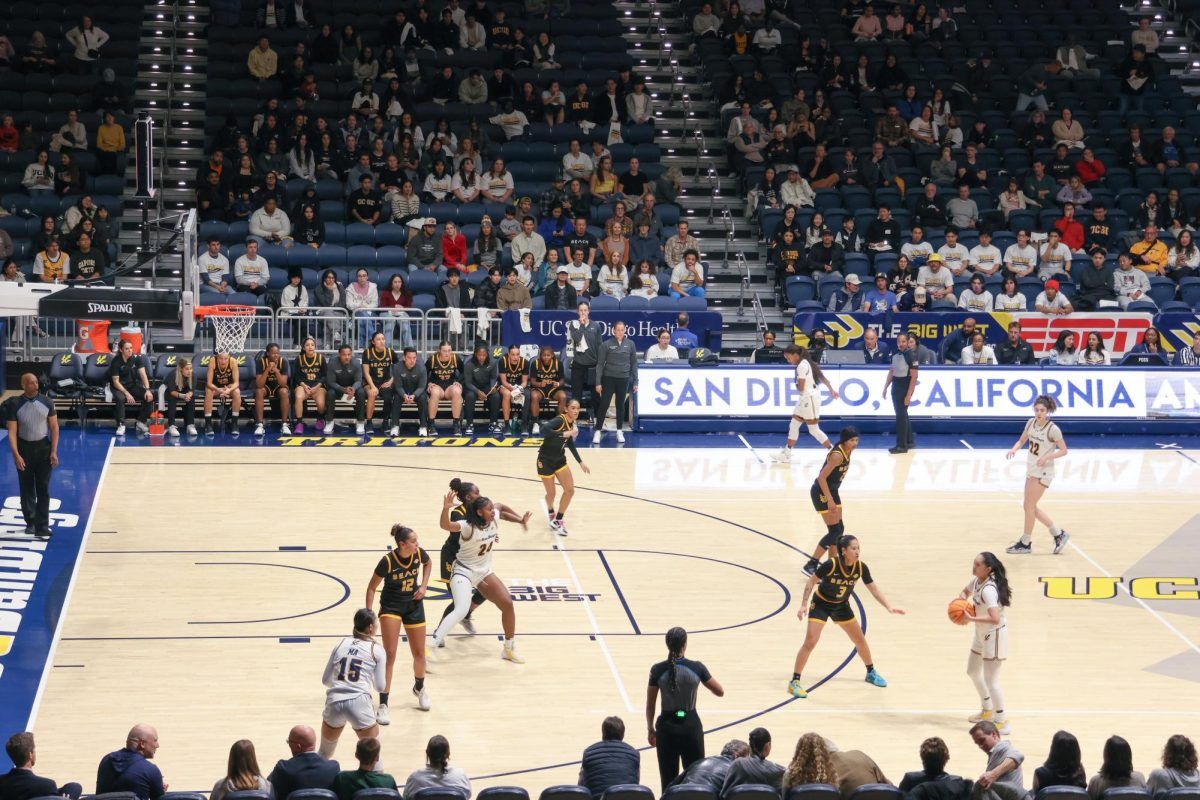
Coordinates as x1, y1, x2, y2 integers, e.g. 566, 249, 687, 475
12, 434, 1200, 794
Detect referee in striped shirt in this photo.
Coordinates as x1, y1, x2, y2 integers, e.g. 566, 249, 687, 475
5, 373, 59, 536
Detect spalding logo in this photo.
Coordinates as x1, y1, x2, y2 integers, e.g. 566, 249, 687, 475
86, 302, 134, 315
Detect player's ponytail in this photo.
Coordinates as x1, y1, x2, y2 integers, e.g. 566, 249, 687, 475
353, 608, 376, 638
748, 728, 771, 760
665, 626, 687, 694
390, 525, 414, 545
979, 552, 1012, 607
1034, 394, 1058, 413
449, 478, 478, 503
798, 344, 826, 385
425, 735, 451, 776
834, 535, 858, 562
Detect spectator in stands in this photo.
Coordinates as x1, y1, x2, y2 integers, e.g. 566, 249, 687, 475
562, 248, 592, 296
1113, 253, 1154, 309
63, 16, 108, 74
1053, 203, 1086, 254
1087, 737, 1147, 800
249, 197, 291, 246
248, 35, 279, 80
210, 740, 271, 800
629, 261, 660, 299
407, 219, 444, 273
199, 238, 232, 294
1168, 229, 1200, 281
970, 722, 1025, 796
1052, 108, 1085, 150
956, 144, 989, 189
439, 221, 468, 273
1036, 279, 1074, 315
94, 111, 127, 176
902, 226, 934, 268
721, 728, 785, 795
23, 150, 55, 193
269, 726, 338, 797
804, 144, 839, 189
899, 738, 958, 793
1003, 230, 1037, 279
563, 139, 594, 183
577, 716, 640, 798
663, 222, 699, 270
436, 268, 473, 311
1163, 189, 1190, 236
670, 740, 750, 793
1083, 206, 1115, 256
836, 149, 862, 187
1075, 148, 1106, 188
1130, 224, 1169, 276
1135, 191, 1166, 230
0, 732, 82, 800
1016, 61, 1058, 112
806, 228, 845, 281
388, 181, 421, 226
480, 159, 515, 204
346, 268, 381, 344
511, 216, 547, 267
497, 268, 532, 310
332, 738, 394, 800
958, 275, 993, 313
822, 739, 890, 798
31, 236, 67, 283
69, 233, 106, 281
862, 141, 899, 193
909, 106, 939, 150
96, 725, 165, 799
997, 322, 1034, 364
1031, 731, 1087, 794
544, 267, 578, 310
1021, 162, 1055, 209
404, 736, 470, 799
1038, 230, 1073, 282
876, 106, 908, 148
1079, 331, 1111, 366
961, 331, 998, 365
1074, 252, 1118, 311
828, 274, 862, 312
803, 213, 826, 250
939, 317, 977, 365
862, 274, 899, 313
1147, 735, 1200, 795
938, 229, 970, 278
945, 186, 979, 231
926, 149, 956, 191
968, 231, 1001, 278
1056, 178, 1092, 212
1154, 127, 1198, 178
866, 206, 901, 262
233, 239, 270, 295
1132, 16, 1160, 54
916, 253, 954, 303
1120, 125, 1152, 171
20, 31, 58, 72
1119, 45, 1153, 116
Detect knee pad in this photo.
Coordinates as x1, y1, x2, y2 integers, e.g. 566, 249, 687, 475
787, 418, 802, 440
806, 423, 830, 445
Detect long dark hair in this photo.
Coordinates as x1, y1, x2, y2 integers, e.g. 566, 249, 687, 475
448, 477, 478, 503
665, 626, 687, 693
834, 534, 858, 561
1043, 730, 1085, 783
426, 735, 450, 776
1163, 735, 1198, 771
465, 495, 493, 526
978, 552, 1012, 607
1100, 736, 1134, 781
786, 343, 826, 384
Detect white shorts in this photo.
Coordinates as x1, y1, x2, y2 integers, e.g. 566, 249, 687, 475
322, 694, 377, 730
792, 394, 820, 419
1027, 464, 1055, 487
971, 624, 1008, 661
452, 563, 493, 588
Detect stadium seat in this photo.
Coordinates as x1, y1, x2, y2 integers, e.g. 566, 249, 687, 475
785, 785, 840, 800
89, 794, 140, 800
785, 276, 817, 306
1159, 789, 1200, 800
590, 295, 619, 310
407, 271, 442, 294
1099, 790, 1150, 800
1126, 300, 1158, 313
723, 786, 780, 800
351, 791, 402, 800
661, 787, 717, 800
410, 789, 469, 800
160, 793, 207, 800
848, 785, 904, 800
1180, 277, 1200, 307
600, 786, 655, 800
223, 792, 270, 800
539, 791, 591, 800
477, 789, 530, 800
1036, 788, 1089, 800
1148, 277, 1178, 307
620, 296, 650, 310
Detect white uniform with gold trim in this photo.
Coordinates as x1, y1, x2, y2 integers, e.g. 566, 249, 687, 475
1025, 418, 1063, 486
969, 577, 1007, 660
792, 358, 820, 419
452, 518, 499, 587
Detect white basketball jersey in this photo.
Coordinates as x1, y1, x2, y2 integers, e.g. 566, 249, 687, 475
969, 577, 1005, 631
322, 636, 385, 702
795, 358, 816, 398
453, 519, 499, 574
1025, 419, 1061, 469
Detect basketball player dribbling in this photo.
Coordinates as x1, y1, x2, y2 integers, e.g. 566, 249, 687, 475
775, 344, 838, 462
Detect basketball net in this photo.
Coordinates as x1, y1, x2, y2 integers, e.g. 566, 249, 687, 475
196, 306, 256, 353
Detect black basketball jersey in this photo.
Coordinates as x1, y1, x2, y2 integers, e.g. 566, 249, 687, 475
211, 358, 236, 387
538, 413, 576, 460
530, 356, 563, 385
257, 355, 289, 385
374, 546, 430, 604
502, 355, 528, 385
295, 352, 326, 384
813, 444, 852, 493
814, 555, 873, 604
363, 346, 396, 384
426, 353, 461, 386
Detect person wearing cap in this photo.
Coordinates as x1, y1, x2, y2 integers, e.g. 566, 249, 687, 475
540, 173, 568, 218
916, 253, 954, 303
543, 265, 578, 310
805, 228, 845, 281
862, 274, 898, 313
406, 218, 445, 274
827, 274, 863, 312
1035, 280, 1074, 315
781, 170, 815, 208
898, 284, 929, 312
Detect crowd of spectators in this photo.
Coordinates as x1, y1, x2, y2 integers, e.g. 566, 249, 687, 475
5, 725, 1199, 800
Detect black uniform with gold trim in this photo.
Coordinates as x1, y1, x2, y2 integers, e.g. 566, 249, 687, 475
294, 352, 327, 387
810, 443, 851, 513
529, 355, 564, 397
426, 352, 462, 389
256, 353, 289, 392
502, 355, 528, 388
210, 356, 237, 388
537, 412, 582, 477
809, 555, 873, 624
363, 346, 397, 387
374, 546, 431, 627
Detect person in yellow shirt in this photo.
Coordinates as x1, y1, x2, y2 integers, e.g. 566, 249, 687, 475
96, 111, 126, 176
247, 36, 278, 81
1128, 224, 1169, 275
35, 239, 69, 282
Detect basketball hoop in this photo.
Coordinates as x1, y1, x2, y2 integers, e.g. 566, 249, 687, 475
195, 305, 257, 353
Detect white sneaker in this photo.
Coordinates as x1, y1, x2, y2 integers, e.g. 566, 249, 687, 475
432, 631, 445, 648
414, 686, 431, 711
459, 617, 477, 635
376, 704, 390, 725
550, 519, 567, 536
135, 422, 149, 434
186, 424, 198, 435
616, 430, 625, 443
167, 425, 180, 437
995, 717, 1012, 735
115, 424, 126, 436
280, 423, 291, 435
592, 430, 602, 444
418, 426, 428, 437
502, 643, 525, 663
389, 426, 399, 436
532, 422, 541, 435
254, 423, 265, 436
774, 448, 792, 462
355, 421, 365, 435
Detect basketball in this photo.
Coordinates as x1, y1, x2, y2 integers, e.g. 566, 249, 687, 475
948, 598, 975, 625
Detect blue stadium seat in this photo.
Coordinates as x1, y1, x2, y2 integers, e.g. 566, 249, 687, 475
1126, 300, 1158, 313
786, 786, 840, 800
1098, 790, 1150, 800
649, 295, 679, 310
620, 296, 650, 310
792, 300, 825, 312
589, 295, 619, 310
1179, 277, 1200, 307
1035, 788, 1089, 800
848, 785, 904, 800
344, 223, 377, 246
785, 276, 817, 305
600, 787, 655, 800
723, 787, 780, 800
1149, 277, 1178, 307
285, 247, 320, 269
407, 271, 441, 294
1161, 301, 1192, 312
477, 789, 530, 800
352, 791, 401, 800
539, 789, 591, 800
661, 787, 717, 800
375, 224, 407, 247
677, 296, 708, 311
410, 789, 468, 800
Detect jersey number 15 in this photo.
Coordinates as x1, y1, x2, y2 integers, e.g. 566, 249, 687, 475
336, 657, 364, 682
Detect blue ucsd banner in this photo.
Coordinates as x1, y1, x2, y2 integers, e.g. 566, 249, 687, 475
500, 310, 724, 351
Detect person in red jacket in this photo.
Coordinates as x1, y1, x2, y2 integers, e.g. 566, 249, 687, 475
1054, 202, 1086, 253
0, 115, 18, 152
1075, 147, 1107, 188
441, 220, 469, 272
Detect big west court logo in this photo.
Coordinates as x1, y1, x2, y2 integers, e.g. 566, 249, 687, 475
1041, 576, 1200, 600
278, 436, 545, 447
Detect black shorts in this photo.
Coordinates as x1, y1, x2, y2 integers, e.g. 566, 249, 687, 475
262, 380, 284, 395
810, 483, 842, 514
439, 535, 460, 583
808, 595, 855, 625
537, 454, 568, 478
379, 597, 426, 628
300, 379, 322, 389
534, 383, 561, 398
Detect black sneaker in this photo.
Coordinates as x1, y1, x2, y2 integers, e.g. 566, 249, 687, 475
802, 558, 820, 576
452, 421, 463, 435
1052, 530, 1071, 554
1005, 540, 1032, 555
888, 446, 908, 454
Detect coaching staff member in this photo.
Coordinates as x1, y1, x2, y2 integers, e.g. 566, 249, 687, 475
593, 320, 638, 445
883, 332, 918, 454
567, 301, 604, 425
5, 374, 58, 536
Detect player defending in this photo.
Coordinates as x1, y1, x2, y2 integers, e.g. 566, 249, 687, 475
776, 344, 838, 462
365, 524, 432, 720
802, 427, 859, 576
320, 608, 386, 758
1005, 395, 1070, 555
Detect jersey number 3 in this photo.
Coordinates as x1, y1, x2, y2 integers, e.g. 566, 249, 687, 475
336, 657, 363, 682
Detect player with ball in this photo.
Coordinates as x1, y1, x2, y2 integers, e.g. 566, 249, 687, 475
950, 553, 1012, 735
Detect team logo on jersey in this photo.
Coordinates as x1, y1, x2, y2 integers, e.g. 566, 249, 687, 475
278, 436, 544, 447
1040, 576, 1200, 600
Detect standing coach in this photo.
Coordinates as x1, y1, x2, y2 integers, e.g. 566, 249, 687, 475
6, 373, 59, 536
883, 333, 918, 454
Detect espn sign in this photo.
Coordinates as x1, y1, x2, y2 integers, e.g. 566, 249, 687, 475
1011, 312, 1153, 357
